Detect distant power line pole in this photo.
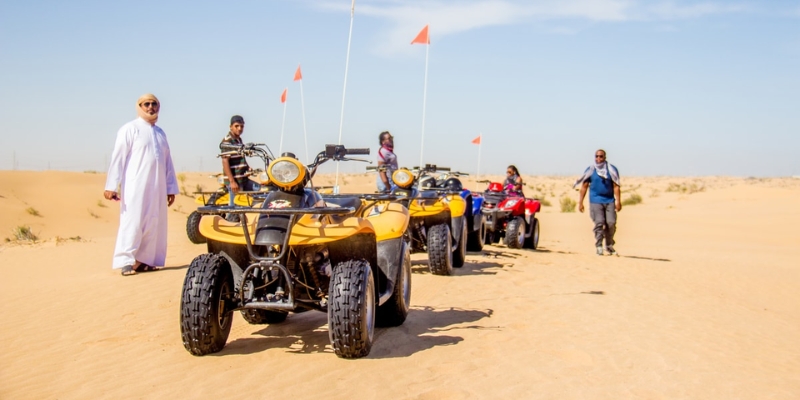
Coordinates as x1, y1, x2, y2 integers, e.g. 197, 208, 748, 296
12, 151, 17, 170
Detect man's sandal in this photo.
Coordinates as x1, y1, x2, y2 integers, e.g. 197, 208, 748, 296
121, 265, 137, 276
137, 264, 161, 272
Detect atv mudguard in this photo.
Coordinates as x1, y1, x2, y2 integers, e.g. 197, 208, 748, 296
524, 199, 542, 215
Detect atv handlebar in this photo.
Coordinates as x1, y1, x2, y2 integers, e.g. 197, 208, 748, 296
346, 148, 370, 155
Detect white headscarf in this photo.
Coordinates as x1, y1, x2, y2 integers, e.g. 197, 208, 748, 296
136, 93, 159, 125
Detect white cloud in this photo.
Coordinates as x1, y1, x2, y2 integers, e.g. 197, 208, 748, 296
309, 0, 749, 55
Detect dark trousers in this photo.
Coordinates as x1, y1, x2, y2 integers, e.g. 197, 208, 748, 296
228, 179, 260, 206
590, 202, 617, 248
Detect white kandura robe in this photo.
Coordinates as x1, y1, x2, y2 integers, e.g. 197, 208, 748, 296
105, 117, 178, 269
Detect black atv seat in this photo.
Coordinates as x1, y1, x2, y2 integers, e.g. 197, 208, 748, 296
483, 193, 507, 205
323, 196, 362, 211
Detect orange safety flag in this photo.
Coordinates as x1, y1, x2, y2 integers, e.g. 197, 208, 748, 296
280, 88, 287, 103
293, 65, 302, 81
471, 135, 481, 145
411, 25, 430, 45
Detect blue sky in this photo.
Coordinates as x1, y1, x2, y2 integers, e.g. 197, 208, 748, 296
1, 0, 798, 177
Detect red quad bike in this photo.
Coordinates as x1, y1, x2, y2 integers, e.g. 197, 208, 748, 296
478, 180, 541, 249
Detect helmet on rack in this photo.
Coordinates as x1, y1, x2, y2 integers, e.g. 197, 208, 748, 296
444, 177, 462, 191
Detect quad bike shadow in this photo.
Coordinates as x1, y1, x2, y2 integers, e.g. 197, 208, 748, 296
214, 306, 494, 359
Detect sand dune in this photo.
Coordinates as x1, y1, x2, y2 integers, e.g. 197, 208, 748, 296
1, 171, 798, 399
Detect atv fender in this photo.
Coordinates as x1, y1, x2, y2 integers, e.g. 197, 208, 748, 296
375, 237, 406, 305
448, 195, 467, 218
450, 214, 465, 247
524, 199, 541, 215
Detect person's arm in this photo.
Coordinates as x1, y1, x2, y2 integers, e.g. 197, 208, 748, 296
578, 181, 589, 213
614, 183, 622, 212
104, 125, 130, 200
221, 157, 239, 193
515, 176, 523, 192
377, 150, 390, 190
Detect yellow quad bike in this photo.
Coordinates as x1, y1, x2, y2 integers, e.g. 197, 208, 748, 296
180, 144, 411, 359
186, 172, 266, 244
371, 164, 470, 276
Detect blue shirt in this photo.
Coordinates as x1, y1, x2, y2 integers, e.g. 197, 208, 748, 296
589, 170, 615, 204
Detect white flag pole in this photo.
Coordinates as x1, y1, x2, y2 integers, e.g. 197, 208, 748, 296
475, 133, 482, 191
418, 39, 429, 168
334, 0, 356, 194
279, 90, 288, 155
299, 77, 309, 164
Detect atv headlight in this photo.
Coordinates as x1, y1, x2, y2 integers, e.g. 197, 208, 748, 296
267, 158, 305, 189
392, 168, 413, 189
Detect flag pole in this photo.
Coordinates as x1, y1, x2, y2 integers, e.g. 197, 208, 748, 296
334, 0, 356, 194
298, 73, 309, 163
418, 38, 429, 168
279, 89, 288, 154
476, 133, 482, 191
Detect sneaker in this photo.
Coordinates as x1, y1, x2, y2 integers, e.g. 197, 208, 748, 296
606, 246, 617, 256
596, 246, 604, 256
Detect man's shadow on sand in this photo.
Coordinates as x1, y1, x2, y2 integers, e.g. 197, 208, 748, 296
216, 306, 494, 359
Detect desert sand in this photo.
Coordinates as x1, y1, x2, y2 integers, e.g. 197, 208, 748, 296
1, 171, 799, 399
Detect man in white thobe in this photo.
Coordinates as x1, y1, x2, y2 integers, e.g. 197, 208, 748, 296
104, 94, 179, 276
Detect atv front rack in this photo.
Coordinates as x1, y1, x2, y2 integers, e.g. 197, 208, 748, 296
197, 205, 358, 312
196, 205, 356, 262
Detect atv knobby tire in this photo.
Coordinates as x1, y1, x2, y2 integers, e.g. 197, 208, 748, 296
376, 244, 411, 327
180, 253, 234, 356
328, 259, 376, 359
427, 223, 453, 275
505, 217, 525, 249
186, 211, 206, 244
453, 216, 467, 268
240, 309, 288, 325
466, 216, 485, 252
524, 217, 540, 250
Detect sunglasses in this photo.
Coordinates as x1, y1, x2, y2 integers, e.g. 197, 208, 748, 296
595, 155, 605, 159
141, 102, 159, 108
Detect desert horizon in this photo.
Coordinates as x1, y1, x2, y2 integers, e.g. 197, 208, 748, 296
1, 170, 799, 399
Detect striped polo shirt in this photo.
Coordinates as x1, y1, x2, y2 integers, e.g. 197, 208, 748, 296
219, 134, 250, 184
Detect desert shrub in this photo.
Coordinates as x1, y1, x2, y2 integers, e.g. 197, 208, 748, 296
12, 225, 38, 242
195, 183, 204, 193
650, 189, 660, 198
88, 210, 100, 219
621, 193, 642, 206
539, 196, 552, 207
560, 196, 576, 213
177, 173, 190, 196
666, 182, 705, 194
55, 236, 83, 244
26, 207, 41, 216
97, 200, 107, 208
83, 170, 99, 174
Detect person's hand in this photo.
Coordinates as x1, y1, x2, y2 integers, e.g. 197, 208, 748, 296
167, 194, 175, 207
615, 200, 622, 212
104, 190, 119, 201
579, 202, 585, 213
229, 181, 240, 194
